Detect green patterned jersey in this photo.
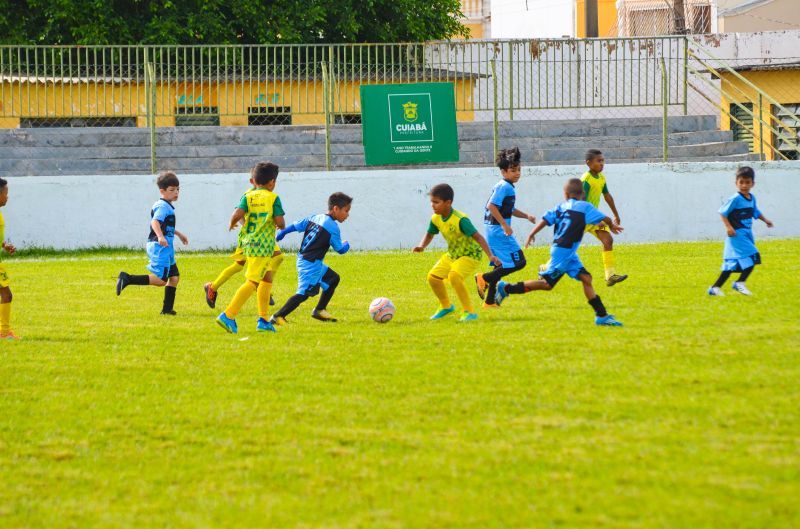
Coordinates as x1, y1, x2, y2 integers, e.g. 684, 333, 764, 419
427, 209, 482, 260
235, 187, 256, 248
581, 171, 609, 208
238, 188, 284, 257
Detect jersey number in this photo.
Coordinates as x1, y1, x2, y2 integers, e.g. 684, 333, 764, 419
245, 212, 270, 233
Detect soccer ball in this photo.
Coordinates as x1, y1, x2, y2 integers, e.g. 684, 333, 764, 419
369, 297, 395, 323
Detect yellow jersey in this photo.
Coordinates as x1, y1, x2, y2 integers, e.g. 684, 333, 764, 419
0, 212, 5, 261
238, 188, 284, 257
428, 209, 482, 260
581, 171, 609, 208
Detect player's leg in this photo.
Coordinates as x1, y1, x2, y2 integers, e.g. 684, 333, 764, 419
161, 264, 180, 316
218, 257, 268, 333
596, 229, 627, 286
272, 292, 310, 323
271, 257, 318, 324
450, 257, 481, 321
267, 248, 284, 306
428, 255, 455, 319
312, 268, 340, 322
578, 270, 622, 326
483, 251, 527, 307
731, 254, 759, 295
256, 269, 275, 323
0, 267, 18, 339
120, 243, 167, 294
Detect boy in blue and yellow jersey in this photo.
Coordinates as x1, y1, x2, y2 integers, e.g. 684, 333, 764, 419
581, 149, 628, 286
116, 171, 189, 315
495, 178, 624, 326
0, 178, 20, 340
203, 174, 284, 309
216, 162, 285, 334
476, 146, 537, 307
270, 192, 353, 325
708, 166, 773, 296
413, 183, 501, 322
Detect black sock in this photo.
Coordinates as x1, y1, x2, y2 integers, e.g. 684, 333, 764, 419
737, 267, 754, 283
129, 274, 150, 286
588, 295, 607, 317
316, 286, 337, 311
506, 281, 527, 295
713, 271, 732, 288
274, 294, 309, 319
162, 286, 176, 312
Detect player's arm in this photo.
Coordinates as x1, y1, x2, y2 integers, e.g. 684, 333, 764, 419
757, 213, 774, 228
329, 226, 350, 255
274, 215, 285, 230
602, 191, 621, 224
512, 208, 536, 223
277, 217, 309, 241
600, 216, 623, 234
412, 232, 434, 252
229, 208, 246, 231
524, 219, 549, 247
471, 232, 502, 266
174, 229, 189, 246
720, 213, 736, 237
487, 203, 513, 235
151, 219, 168, 247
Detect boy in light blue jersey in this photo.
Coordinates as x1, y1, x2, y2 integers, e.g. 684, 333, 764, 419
475, 147, 537, 307
708, 166, 773, 296
495, 178, 624, 326
270, 192, 352, 324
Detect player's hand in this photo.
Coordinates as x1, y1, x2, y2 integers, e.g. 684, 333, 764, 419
502, 224, 513, 236
2, 242, 15, 255
527, 214, 536, 224
489, 255, 502, 267
158, 235, 168, 247
614, 216, 621, 225
525, 233, 535, 247
765, 220, 774, 228
609, 223, 623, 234
411, 246, 425, 253
178, 233, 189, 245
726, 227, 736, 237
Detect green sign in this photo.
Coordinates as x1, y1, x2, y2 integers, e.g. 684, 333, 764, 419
360, 82, 459, 166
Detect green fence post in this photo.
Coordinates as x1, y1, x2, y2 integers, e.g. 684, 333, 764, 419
507, 41, 513, 121
491, 59, 499, 160
758, 93, 765, 161
683, 37, 689, 116
145, 58, 157, 174
660, 57, 668, 162
321, 60, 331, 171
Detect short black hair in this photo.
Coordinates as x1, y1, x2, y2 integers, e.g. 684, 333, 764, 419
585, 149, 603, 162
496, 146, 521, 170
565, 178, 584, 198
156, 171, 179, 189
0, 177, 7, 190
429, 183, 454, 202
252, 162, 279, 185
328, 192, 353, 210
736, 166, 755, 181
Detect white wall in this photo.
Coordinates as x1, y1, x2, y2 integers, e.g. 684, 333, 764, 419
4, 161, 797, 252
490, 0, 574, 38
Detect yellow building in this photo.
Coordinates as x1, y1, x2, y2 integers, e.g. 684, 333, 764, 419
460, 0, 489, 39
575, 0, 618, 38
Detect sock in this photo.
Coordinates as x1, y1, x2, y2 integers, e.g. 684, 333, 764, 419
315, 270, 340, 311
602, 250, 615, 280
0, 302, 11, 334
256, 281, 273, 319
274, 293, 309, 318
506, 281, 528, 294
588, 295, 608, 317
737, 267, 754, 283
211, 262, 244, 291
268, 252, 285, 276
713, 271, 732, 288
483, 268, 510, 304
162, 286, 176, 313
224, 281, 257, 319
448, 271, 474, 313
129, 274, 150, 286
428, 273, 451, 309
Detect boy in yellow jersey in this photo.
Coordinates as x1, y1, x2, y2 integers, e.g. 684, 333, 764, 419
203, 173, 284, 309
0, 178, 20, 340
581, 149, 628, 286
413, 183, 501, 322
216, 162, 285, 334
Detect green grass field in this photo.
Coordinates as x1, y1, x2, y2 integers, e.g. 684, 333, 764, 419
2, 240, 799, 528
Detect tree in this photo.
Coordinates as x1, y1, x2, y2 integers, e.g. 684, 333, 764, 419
0, 0, 468, 45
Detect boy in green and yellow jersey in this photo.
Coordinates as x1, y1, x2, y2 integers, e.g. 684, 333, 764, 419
413, 183, 500, 322
581, 149, 628, 286
216, 162, 285, 334
0, 178, 20, 340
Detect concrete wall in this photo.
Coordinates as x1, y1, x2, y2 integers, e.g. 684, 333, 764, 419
4, 161, 797, 251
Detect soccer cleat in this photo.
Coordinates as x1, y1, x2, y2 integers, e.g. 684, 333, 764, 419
116, 271, 130, 296
494, 281, 509, 306
482, 302, 500, 309
216, 312, 238, 334
257, 317, 277, 333
429, 305, 455, 320
311, 309, 338, 322
595, 314, 623, 326
459, 312, 478, 322
474, 273, 487, 300
203, 282, 217, 309
606, 274, 628, 287
0, 331, 21, 340
160, 310, 177, 316
269, 315, 288, 326
707, 286, 725, 296
731, 282, 752, 296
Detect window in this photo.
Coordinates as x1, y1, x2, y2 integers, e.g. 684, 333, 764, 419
175, 106, 220, 126
690, 5, 712, 34
627, 8, 671, 36
333, 114, 362, 124
248, 106, 292, 126
20, 117, 136, 128
773, 103, 800, 160
730, 102, 754, 152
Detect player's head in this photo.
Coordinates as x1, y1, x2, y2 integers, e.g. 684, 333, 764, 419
735, 166, 755, 193
429, 183, 454, 215
585, 149, 604, 173
0, 177, 8, 207
157, 171, 180, 201
252, 162, 279, 189
564, 178, 585, 200
328, 192, 353, 222
496, 147, 522, 182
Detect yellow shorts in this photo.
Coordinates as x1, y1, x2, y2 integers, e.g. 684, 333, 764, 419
429, 254, 480, 280
245, 256, 273, 283
231, 243, 281, 263
0, 264, 8, 288
586, 224, 609, 237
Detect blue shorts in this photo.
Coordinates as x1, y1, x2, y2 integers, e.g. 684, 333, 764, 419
539, 254, 589, 287
296, 258, 333, 296
722, 252, 761, 272
146, 242, 178, 280
487, 228, 524, 269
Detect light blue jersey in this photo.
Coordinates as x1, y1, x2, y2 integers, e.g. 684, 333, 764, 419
484, 179, 522, 268
719, 192, 763, 271
146, 199, 177, 278
539, 199, 606, 285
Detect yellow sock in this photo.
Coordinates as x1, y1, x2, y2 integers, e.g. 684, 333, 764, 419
602, 250, 615, 280
257, 281, 273, 319
448, 271, 474, 313
224, 281, 257, 319
268, 252, 284, 276
212, 262, 244, 291
0, 302, 11, 334
427, 273, 451, 309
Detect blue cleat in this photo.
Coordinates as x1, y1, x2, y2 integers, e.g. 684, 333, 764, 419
216, 312, 238, 334
494, 280, 509, 306
257, 317, 277, 333
430, 305, 455, 320
458, 312, 478, 322
595, 314, 623, 327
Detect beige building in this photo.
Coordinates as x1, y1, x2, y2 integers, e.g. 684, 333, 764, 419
718, 0, 800, 32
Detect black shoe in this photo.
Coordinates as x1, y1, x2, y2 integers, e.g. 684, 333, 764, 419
160, 310, 177, 316
270, 295, 275, 306
116, 272, 130, 296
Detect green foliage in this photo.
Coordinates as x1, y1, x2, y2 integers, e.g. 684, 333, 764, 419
2, 241, 799, 527
0, 0, 468, 44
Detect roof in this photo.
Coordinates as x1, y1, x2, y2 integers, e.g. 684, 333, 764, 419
719, 0, 778, 17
